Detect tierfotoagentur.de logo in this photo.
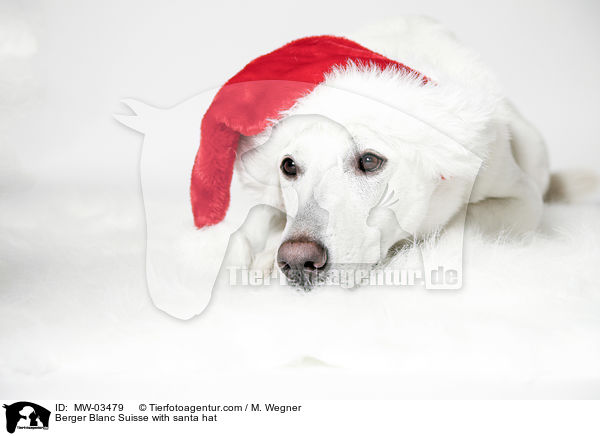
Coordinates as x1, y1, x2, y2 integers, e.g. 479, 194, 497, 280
3, 402, 50, 434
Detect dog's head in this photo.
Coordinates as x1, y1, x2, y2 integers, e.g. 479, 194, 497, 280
242, 115, 475, 289
240, 71, 488, 289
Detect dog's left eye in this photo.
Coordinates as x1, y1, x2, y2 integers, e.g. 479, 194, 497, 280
358, 153, 385, 173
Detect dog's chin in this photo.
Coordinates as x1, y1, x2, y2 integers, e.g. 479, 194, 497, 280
282, 269, 327, 292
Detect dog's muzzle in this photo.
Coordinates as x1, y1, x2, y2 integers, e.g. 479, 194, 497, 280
277, 238, 328, 286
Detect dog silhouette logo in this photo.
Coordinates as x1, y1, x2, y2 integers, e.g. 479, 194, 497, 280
3, 402, 50, 433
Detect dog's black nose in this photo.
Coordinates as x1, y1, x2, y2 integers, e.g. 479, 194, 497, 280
277, 239, 328, 277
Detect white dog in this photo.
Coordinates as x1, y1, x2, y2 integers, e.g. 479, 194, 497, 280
212, 16, 597, 290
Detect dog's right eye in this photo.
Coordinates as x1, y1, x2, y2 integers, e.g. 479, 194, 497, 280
280, 157, 298, 178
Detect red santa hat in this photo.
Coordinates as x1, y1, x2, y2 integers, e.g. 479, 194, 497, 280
190, 35, 429, 228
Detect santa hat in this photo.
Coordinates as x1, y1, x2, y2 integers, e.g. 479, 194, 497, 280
190, 36, 430, 228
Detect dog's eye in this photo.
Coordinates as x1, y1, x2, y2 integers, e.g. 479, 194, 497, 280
358, 153, 385, 173
280, 157, 297, 177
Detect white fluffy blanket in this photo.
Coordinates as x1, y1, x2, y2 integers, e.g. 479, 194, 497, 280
1, 182, 599, 398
